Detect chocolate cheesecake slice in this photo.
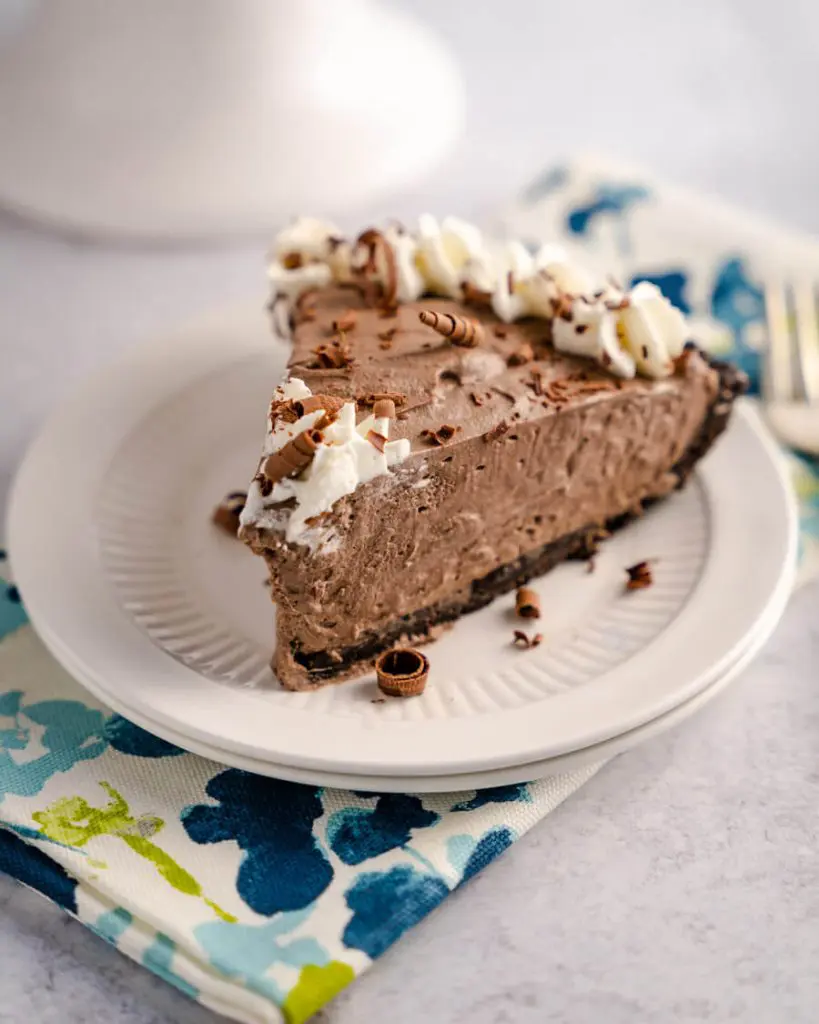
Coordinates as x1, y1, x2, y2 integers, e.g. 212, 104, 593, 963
240, 218, 746, 689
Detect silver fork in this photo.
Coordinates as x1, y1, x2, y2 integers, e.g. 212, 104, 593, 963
763, 280, 819, 456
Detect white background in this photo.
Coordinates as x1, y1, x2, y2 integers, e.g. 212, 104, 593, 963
2, 1, 819, 1021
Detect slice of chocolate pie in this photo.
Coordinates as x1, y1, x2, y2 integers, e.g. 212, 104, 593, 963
239, 217, 746, 690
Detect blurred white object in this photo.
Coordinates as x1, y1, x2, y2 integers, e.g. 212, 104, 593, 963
0, 0, 465, 239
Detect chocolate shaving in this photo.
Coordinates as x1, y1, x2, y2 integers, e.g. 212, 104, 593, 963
212, 491, 247, 536
311, 337, 352, 369
483, 419, 509, 442
625, 560, 653, 591
332, 311, 357, 333
294, 290, 317, 323
372, 398, 396, 419
269, 397, 301, 428
512, 630, 543, 650
357, 391, 407, 409
262, 429, 323, 485
528, 367, 545, 396
377, 327, 397, 342
542, 375, 618, 406
469, 391, 485, 407
352, 228, 398, 310
461, 281, 493, 309
256, 473, 273, 497
418, 310, 483, 348
515, 587, 541, 619
420, 423, 458, 446
366, 430, 388, 453
494, 326, 509, 339
281, 252, 303, 270
507, 343, 534, 367
375, 647, 430, 697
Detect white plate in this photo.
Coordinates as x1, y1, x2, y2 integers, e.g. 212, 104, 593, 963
8, 305, 797, 779
31, 581, 786, 792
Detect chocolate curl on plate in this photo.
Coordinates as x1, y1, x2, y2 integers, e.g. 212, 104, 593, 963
515, 587, 541, 619
375, 647, 430, 697
625, 560, 653, 591
262, 429, 323, 485
418, 310, 483, 348
353, 228, 399, 310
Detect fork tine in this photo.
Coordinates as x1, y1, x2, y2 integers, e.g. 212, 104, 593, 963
793, 281, 819, 404
763, 280, 794, 403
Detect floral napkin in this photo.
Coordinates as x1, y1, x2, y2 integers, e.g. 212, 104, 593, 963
2, 158, 818, 1024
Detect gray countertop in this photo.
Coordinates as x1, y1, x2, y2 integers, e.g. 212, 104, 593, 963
3, 1, 819, 1020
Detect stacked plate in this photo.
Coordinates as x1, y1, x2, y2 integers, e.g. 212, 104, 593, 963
8, 306, 797, 792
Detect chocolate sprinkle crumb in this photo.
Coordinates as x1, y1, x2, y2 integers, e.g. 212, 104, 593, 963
512, 630, 543, 650
494, 325, 508, 339
377, 327, 397, 342
483, 419, 509, 442
332, 311, 357, 333
507, 342, 534, 366
420, 423, 458, 447
625, 560, 653, 591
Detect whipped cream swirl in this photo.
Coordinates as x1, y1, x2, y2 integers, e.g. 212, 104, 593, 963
266, 217, 689, 380
241, 378, 410, 548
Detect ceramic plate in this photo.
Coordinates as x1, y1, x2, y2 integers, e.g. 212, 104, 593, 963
31, 584, 786, 792
8, 305, 797, 779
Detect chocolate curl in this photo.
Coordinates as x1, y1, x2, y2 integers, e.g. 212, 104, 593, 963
353, 228, 398, 310
262, 429, 323, 485
418, 310, 483, 348
366, 430, 388, 454
372, 398, 396, 420
515, 587, 541, 619
375, 648, 430, 697
294, 394, 346, 427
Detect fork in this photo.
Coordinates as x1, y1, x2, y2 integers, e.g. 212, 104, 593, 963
763, 280, 819, 456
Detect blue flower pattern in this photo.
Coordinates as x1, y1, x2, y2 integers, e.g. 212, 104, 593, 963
342, 866, 450, 959
327, 794, 439, 865
181, 770, 334, 915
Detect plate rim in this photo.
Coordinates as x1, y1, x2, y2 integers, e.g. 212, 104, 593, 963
7, 303, 799, 776
31, 575, 786, 792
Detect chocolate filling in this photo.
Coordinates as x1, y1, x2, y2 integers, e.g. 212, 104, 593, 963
286, 353, 744, 684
